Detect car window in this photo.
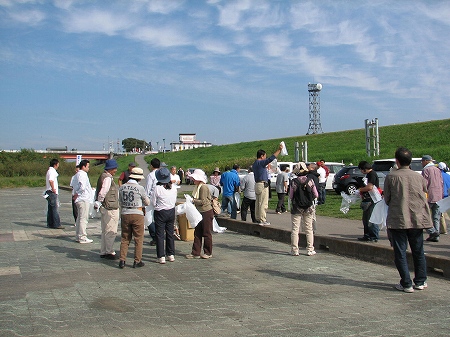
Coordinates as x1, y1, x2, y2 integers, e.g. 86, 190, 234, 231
329, 164, 344, 173
372, 161, 395, 172
410, 161, 423, 172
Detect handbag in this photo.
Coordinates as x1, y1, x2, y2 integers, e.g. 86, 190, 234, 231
211, 197, 221, 215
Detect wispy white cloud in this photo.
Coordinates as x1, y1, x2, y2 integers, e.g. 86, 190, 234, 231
146, 0, 185, 14
63, 9, 132, 36
128, 25, 191, 47
8, 9, 45, 25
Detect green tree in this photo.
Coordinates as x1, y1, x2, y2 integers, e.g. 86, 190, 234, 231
122, 138, 149, 152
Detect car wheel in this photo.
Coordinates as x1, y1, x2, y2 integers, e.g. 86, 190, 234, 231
346, 184, 358, 195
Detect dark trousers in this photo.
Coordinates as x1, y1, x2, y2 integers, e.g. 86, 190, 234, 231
71, 198, 78, 222
362, 201, 379, 240
241, 197, 256, 222
276, 192, 286, 213
46, 191, 61, 228
191, 209, 214, 256
154, 208, 175, 258
389, 228, 427, 288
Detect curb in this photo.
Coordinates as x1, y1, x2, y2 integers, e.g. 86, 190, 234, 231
216, 217, 450, 280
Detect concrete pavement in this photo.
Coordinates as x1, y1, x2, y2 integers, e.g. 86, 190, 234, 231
0, 187, 449, 336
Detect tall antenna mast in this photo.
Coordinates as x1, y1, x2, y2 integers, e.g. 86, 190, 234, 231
307, 83, 323, 135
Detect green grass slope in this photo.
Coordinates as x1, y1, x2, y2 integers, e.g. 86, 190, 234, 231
145, 119, 450, 173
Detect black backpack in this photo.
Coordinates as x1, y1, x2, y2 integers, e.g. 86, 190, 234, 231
292, 177, 314, 209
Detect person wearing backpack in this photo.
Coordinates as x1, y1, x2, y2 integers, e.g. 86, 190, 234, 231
289, 162, 319, 256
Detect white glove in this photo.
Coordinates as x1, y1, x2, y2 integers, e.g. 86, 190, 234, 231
94, 201, 102, 210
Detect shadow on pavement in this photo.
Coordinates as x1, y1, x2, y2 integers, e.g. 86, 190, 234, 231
257, 269, 392, 291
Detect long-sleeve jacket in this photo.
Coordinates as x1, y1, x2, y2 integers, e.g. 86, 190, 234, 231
384, 167, 432, 229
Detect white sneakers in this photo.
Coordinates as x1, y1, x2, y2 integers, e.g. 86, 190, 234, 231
307, 251, 316, 256
395, 283, 414, 293
79, 238, 93, 244
414, 282, 428, 290
158, 255, 175, 264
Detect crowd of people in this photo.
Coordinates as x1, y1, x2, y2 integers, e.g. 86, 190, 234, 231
44, 144, 449, 292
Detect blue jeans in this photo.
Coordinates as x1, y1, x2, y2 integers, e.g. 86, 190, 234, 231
221, 195, 237, 219
389, 228, 427, 288
318, 183, 326, 204
427, 203, 441, 235
46, 191, 61, 228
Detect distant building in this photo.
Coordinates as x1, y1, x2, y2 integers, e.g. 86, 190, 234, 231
170, 134, 212, 152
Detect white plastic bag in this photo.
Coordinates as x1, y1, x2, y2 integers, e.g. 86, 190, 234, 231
185, 200, 202, 228
370, 201, 388, 230
280, 141, 288, 156
176, 203, 186, 215
144, 205, 154, 227
368, 187, 382, 203
340, 191, 361, 214
213, 217, 226, 233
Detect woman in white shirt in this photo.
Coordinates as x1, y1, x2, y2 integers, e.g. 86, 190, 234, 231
152, 167, 178, 264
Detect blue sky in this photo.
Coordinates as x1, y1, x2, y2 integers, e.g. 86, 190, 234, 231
1, 0, 450, 151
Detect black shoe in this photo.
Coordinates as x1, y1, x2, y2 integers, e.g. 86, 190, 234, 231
357, 237, 371, 242
53, 226, 65, 229
119, 260, 125, 269
100, 254, 106, 258
372, 238, 378, 243
105, 254, 119, 260
149, 240, 156, 246
133, 261, 145, 268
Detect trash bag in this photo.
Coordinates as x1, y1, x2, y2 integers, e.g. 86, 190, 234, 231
340, 191, 361, 214
144, 205, 154, 227
213, 217, 226, 233
176, 203, 186, 215
185, 199, 203, 228
370, 201, 388, 230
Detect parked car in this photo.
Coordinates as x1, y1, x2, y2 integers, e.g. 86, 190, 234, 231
324, 162, 346, 190
372, 158, 431, 175
333, 166, 385, 195
185, 168, 197, 184
238, 168, 248, 184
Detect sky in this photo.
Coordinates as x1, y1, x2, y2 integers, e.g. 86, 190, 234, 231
1, 0, 450, 151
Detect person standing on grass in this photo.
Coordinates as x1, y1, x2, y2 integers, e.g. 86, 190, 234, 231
275, 164, 289, 214
384, 147, 432, 293
45, 158, 64, 229
252, 143, 283, 226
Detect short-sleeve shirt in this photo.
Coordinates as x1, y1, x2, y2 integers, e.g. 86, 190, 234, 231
362, 170, 379, 201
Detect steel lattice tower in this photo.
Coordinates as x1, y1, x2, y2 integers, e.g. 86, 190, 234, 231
307, 83, 323, 135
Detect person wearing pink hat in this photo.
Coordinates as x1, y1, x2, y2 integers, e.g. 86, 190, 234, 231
185, 169, 214, 259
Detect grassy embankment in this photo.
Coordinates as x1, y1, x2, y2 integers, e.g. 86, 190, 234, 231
144, 119, 450, 220
0, 151, 136, 188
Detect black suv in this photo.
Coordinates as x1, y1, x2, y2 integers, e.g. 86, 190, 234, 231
333, 166, 385, 195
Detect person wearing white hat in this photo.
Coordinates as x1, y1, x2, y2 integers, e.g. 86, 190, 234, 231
185, 169, 214, 259
118, 167, 150, 269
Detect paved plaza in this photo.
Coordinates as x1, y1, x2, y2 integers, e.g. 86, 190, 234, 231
0, 187, 449, 336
